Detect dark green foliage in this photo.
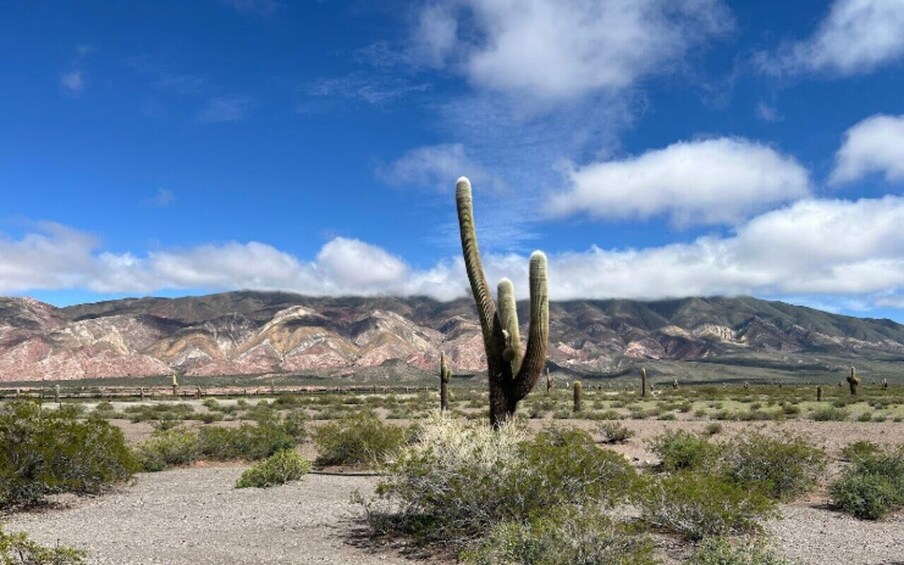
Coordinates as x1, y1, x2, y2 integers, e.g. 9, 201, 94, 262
0, 402, 137, 509
313, 412, 407, 468
686, 537, 792, 565
810, 407, 848, 421
722, 433, 827, 501
638, 472, 776, 540
235, 449, 311, 489
0, 523, 86, 564
830, 445, 904, 519
198, 422, 295, 461
461, 506, 655, 565
648, 430, 722, 472
841, 440, 881, 462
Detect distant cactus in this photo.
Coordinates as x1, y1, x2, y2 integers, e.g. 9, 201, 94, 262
640, 367, 647, 399
847, 366, 861, 396
573, 381, 583, 413
172, 373, 179, 397
545, 367, 554, 395
439, 352, 452, 411
455, 177, 549, 428
817, 385, 823, 402
882, 378, 889, 390
672, 377, 679, 390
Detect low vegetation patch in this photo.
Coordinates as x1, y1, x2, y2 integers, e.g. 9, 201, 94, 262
830, 444, 904, 519
0, 522, 85, 564
686, 537, 792, 565
597, 421, 635, 444
235, 449, 311, 489
648, 430, 722, 472
722, 433, 827, 501
313, 412, 407, 468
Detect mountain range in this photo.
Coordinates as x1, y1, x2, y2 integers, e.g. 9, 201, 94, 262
1, 291, 902, 384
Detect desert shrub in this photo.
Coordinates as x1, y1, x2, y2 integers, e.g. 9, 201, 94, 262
370, 416, 636, 547
0, 402, 137, 509
597, 421, 635, 444
235, 449, 311, 489
198, 422, 294, 462
648, 430, 722, 472
841, 440, 881, 462
136, 428, 201, 472
703, 422, 723, 436
722, 432, 826, 501
638, 472, 776, 540
686, 537, 792, 565
0, 522, 85, 564
857, 411, 874, 422
830, 446, 904, 519
810, 407, 847, 421
314, 412, 407, 468
460, 506, 654, 565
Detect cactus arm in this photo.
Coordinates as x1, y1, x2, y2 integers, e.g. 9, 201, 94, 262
456, 177, 497, 337
513, 251, 549, 400
497, 278, 522, 376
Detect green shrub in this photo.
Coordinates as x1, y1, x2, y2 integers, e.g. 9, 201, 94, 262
369, 416, 637, 547
686, 537, 792, 565
461, 506, 654, 565
638, 472, 776, 540
0, 523, 85, 564
235, 449, 311, 489
722, 432, 826, 501
314, 412, 407, 468
811, 407, 847, 421
597, 421, 635, 444
648, 430, 722, 472
841, 440, 881, 462
703, 422, 723, 436
136, 428, 201, 472
0, 402, 137, 509
830, 446, 904, 519
198, 422, 295, 461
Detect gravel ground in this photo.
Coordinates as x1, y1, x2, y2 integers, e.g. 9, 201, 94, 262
4, 468, 420, 565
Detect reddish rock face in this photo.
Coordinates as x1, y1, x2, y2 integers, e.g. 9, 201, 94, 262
0, 292, 902, 382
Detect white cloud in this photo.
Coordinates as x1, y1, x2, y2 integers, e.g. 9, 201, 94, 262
147, 188, 175, 207
5, 197, 904, 310
761, 0, 904, 76
60, 70, 84, 93
550, 137, 811, 226
830, 114, 904, 185
410, 0, 732, 100
755, 102, 782, 122
377, 143, 501, 192
195, 95, 252, 123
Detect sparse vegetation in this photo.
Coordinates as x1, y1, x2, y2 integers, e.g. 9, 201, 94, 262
235, 449, 311, 489
0, 523, 86, 564
830, 445, 904, 519
314, 412, 407, 468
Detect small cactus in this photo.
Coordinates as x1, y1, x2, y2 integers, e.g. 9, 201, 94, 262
817, 385, 823, 402
882, 378, 889, 390
640, 367, 647, 399
847, 366, 861, 396
573, 381, 583, 413
172, 374, 179, 397
439, 352, 452, 411
545, 367, 554, 395
672, 377, 678, 390
54, 384, 61, 403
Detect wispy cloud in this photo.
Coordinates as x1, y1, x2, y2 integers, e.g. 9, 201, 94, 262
307, 73, 431, 107
755, 101, 782, 122
377, 143, 503, 192
222, 0, 280, 16
195, 95, 252, 123
60, 70, 84, 94
143, 188, 175, 207
758, 0, 904, 76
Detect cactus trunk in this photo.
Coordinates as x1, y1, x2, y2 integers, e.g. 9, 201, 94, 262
640, 367, 647, 399
847, 366, 861, 396
573, 381, 583, 412
817, 385, 823, 402
455, 177, 549, 428
439, 352, 452, 411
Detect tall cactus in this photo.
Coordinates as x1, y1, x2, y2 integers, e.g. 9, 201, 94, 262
640, 367, 647, 399
573, 381, 583, 413
456, 177, 549, 428
439, 352, 452, 411
847, 366, 861, 396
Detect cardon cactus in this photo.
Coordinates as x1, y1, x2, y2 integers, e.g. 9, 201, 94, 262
573, 381, 583, 413
817, 385, 823, 402
545, 367, 554, 395
439, 352, 452, 411
456, 177, 549, 428
640, 367, 648, 399
847, 366, 861, 396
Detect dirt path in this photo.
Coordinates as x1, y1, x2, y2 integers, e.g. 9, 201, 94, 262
4, 468, 415, 565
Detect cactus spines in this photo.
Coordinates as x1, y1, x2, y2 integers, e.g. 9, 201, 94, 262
847, 366, 861, 396
817, 385, 823, 402
573, 381, 583, 413
456, 176, 549, 428
439, 352, 452, 411
640, 367, 647, 399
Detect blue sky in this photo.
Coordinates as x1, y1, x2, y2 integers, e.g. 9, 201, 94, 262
2, 0, 904, 321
